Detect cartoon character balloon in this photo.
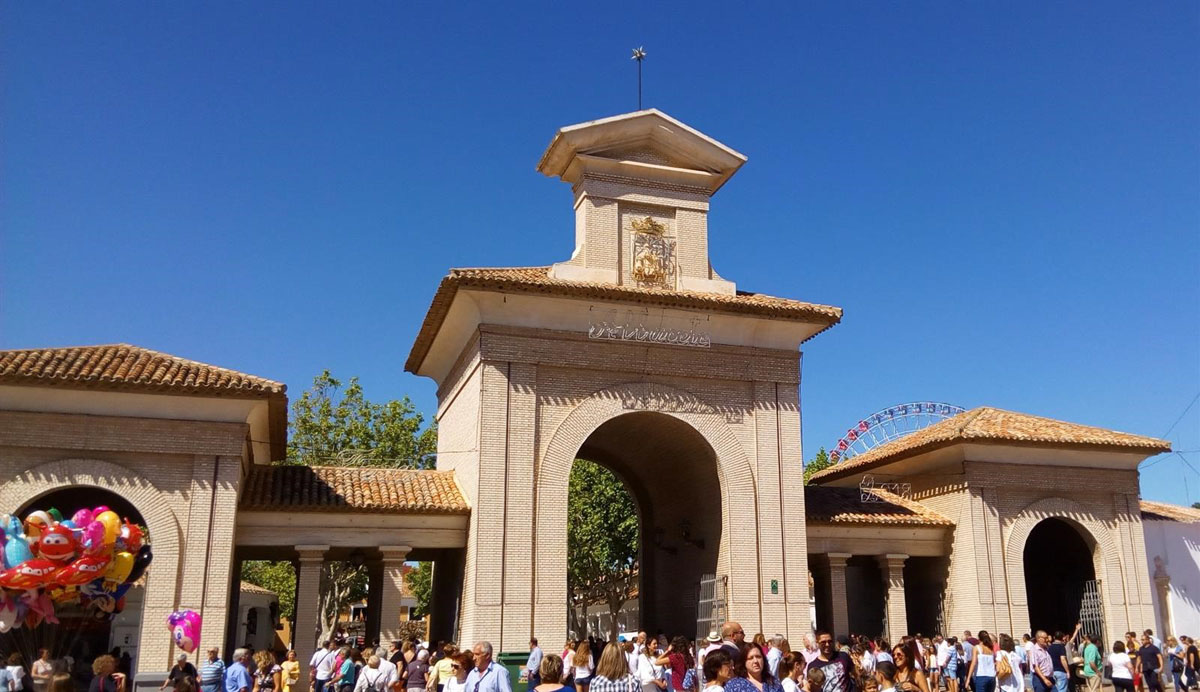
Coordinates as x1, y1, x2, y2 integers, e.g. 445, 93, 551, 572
36, 525, 76, 563
2, 516, 33, 569
167, 610, 201, 653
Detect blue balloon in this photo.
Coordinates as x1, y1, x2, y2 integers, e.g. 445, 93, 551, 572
2, 516, 32, 569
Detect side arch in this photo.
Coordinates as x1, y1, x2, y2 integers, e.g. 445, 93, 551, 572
532, 381, 759, 642
0, 459, 184, 670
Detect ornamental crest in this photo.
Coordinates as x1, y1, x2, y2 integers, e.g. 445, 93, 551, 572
630, 216, 675, 288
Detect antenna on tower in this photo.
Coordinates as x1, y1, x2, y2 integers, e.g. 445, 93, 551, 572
631, 46, 646, 109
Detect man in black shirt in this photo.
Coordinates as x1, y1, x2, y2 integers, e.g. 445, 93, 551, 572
1139, 632, 1165, 692
1185, 637, 1199, 688
1048, 632, 1070, 692
809, 631, 855, 692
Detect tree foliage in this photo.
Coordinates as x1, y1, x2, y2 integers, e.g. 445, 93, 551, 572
288, 370, 437, 468
241, 561, 297, 619
567, 459, 639, 639
1193, 502, 1200, 510
405, 563, 433, 619
285, 370, 437, 641
803, 447, 834, 484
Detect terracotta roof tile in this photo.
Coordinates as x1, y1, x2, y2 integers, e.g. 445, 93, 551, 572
0, 344, 285, 398
239, 465, 469, 515
240, 582, 277, 596
805, 485, 952, 526
810, 407, 1171, 483
405, 266, 842, 373
1140, 500, 1200, 523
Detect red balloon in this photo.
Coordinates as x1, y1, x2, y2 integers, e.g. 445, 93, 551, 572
54, 555, 110, 588
0, 559, 60, 590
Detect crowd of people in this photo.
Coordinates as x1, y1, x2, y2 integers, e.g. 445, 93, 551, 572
516, 622, 1200, 692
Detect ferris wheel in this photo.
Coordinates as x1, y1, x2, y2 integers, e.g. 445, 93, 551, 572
829, 401, 967, 463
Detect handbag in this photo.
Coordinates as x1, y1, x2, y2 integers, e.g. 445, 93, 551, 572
996, 653, 1012, 679
682, 669, 695, 691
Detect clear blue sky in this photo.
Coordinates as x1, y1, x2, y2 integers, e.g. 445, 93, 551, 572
4, 3, 1198, 503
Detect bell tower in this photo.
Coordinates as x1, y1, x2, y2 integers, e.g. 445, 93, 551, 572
536, 109, 747, 295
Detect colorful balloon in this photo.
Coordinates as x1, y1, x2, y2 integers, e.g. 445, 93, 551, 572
2, 518, 34, 570
0, 597, 19, 633
92, 506, 110, 515
23, 511, 52, 539
37, 525, 76, 563
167, 609, 201, 653
46, 508, 62, 523
103, 551, 133, 589
117, 522, 143, 553
71, 509, 93, 527
124, 545, 153, 584
95, 511, 120, 545
0, 559, 60, 590
80, 521, 106, 557
55, 554, 110, 588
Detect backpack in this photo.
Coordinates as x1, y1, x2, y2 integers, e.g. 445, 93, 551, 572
361, 669, 388, 692
996, 652, 1012, 679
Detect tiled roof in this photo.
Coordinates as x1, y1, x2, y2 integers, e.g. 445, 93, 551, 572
805, 485, 953, 526
0, 344, 285, 398
809, 407, 1171, 483
240, 582, 277, 596
1140, 500, 1200, 523
239, 465, 469, 515
405, 266, 842, 373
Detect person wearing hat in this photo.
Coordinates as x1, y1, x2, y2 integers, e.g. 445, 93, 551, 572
163, 654, 198, 691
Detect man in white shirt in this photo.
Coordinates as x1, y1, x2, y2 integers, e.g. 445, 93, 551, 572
767, 636, 785, 678
367, 648, 399, 689
310, 641, 338, 692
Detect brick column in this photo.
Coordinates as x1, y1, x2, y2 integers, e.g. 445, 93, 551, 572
878, 554, 909, 644
827, 553, 851, 638
379, 546, 413, 643
295, 545, 328, 692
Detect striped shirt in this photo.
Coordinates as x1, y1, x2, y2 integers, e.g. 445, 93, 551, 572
200, 659, 226, 692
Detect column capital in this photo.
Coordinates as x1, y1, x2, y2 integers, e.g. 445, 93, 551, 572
827, 553, 852, 566
379, 545, 413, 561
881, 553, 909, 564
296, 545, 330, 561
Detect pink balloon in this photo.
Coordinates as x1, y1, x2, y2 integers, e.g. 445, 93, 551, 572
71, 509, 93, 527
92, 506, 110, 515
167, 610, 202, 653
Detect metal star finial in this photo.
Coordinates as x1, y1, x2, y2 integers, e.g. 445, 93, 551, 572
631, 47, 646, 61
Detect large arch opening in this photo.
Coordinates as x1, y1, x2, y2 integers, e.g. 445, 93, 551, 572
568, 411, 722, 639
3, 487, 148, 685
1024, 517, 1097, 635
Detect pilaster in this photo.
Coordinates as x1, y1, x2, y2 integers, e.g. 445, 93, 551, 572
878, 554, 909, 644
828, 553, 851, 637
294, 545, 329, 692
379, 546, 413, 643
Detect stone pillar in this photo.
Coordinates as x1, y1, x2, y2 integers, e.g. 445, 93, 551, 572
827, 554, 851, 637
295, 545, 329, 692
878, 554, 909, 644
366, 558, 384, 646
380, 546, 413, 643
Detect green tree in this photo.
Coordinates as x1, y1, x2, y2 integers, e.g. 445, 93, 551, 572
405, 562, 433, 619
241, 561, 297, 619
283, 370, 437, 641
288, 370, 437, 468
1192, 502, 1200, 510
567, 459, 639, 640
803, 447, 834, 484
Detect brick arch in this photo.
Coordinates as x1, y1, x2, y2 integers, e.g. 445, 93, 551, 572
532, 381, 758, 642
0, 458, 183, 671
1005, 497, 1122, 607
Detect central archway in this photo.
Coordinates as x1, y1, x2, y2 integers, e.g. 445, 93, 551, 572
1024, 517, 1096, 635
570, 411, 722, 638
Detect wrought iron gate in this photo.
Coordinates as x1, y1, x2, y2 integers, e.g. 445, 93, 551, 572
1079, 579, 1104, 639
696, 573, 728, 641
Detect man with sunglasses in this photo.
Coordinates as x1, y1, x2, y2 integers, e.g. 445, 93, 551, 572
808, 631, 854, 692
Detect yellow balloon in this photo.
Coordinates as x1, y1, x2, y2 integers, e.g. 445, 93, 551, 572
96, 511, 121, 544
105, 551, 134, 584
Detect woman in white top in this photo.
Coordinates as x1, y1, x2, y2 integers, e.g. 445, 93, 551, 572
572, 643, 595, 692
778, 653, 804, 692
966, 632, 996, 692
1109, 641, 1135, 692
637, 640, 666, 692
995, 635, 1024, 692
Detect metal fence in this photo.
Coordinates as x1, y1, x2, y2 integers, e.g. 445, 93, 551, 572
696, 573, 728, 641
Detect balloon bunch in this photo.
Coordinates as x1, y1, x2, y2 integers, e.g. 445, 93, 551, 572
0, 506, 152, 631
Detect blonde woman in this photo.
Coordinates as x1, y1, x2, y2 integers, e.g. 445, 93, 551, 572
590, 644, 639, 692
532, 655, 570, 692
252, 651, 283, 692
572, 643, 595, 692
280, 652, 301, 692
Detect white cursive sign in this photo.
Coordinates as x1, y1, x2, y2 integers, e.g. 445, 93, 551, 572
587, 321, 711, 348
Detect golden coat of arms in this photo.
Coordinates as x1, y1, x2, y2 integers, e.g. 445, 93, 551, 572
630, 216, 675, 288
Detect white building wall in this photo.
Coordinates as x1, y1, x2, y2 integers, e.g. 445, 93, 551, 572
1143, 519, 1200, 638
